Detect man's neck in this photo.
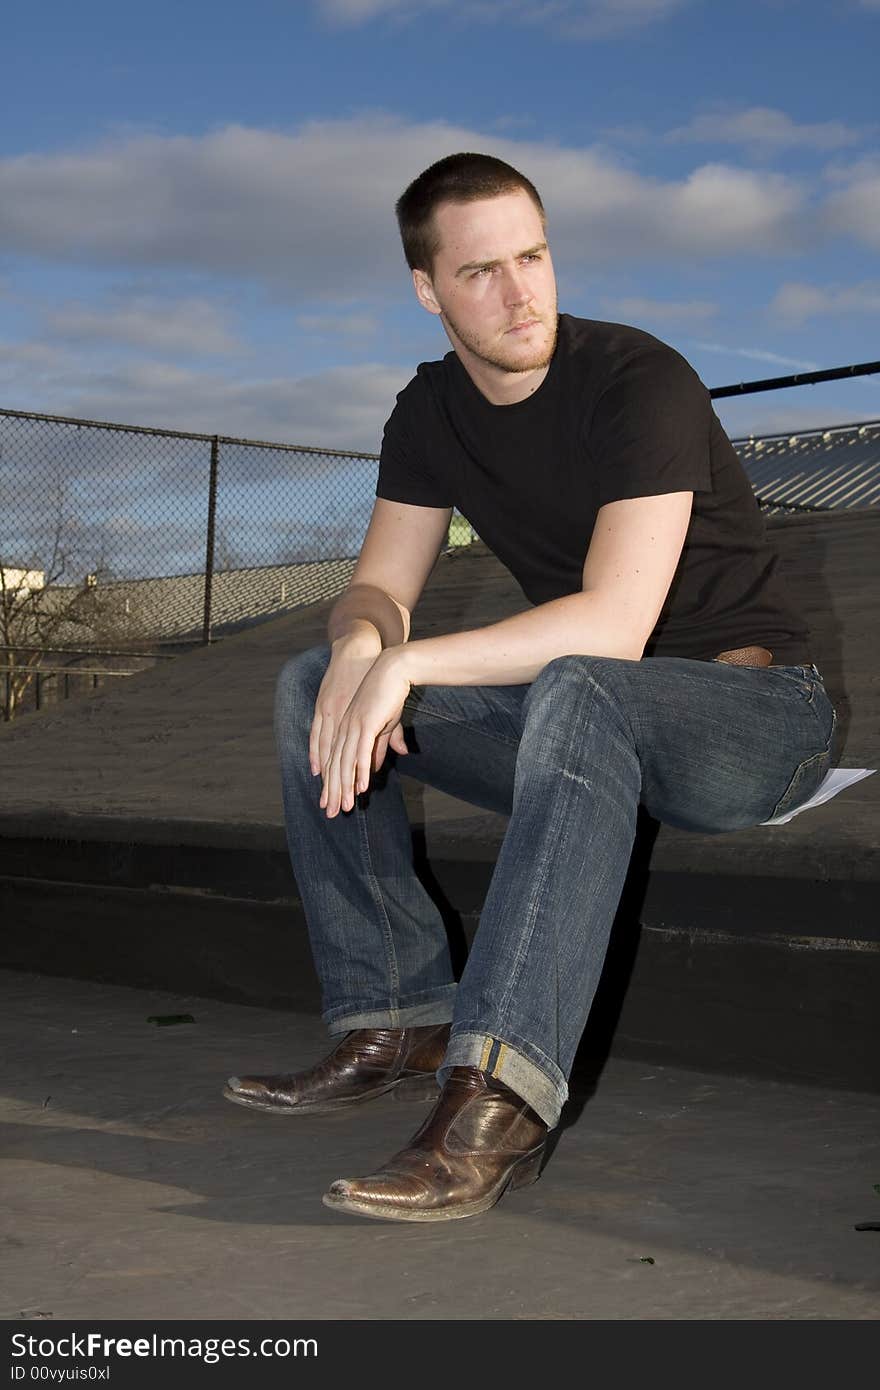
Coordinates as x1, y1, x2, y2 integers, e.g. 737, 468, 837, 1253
446, 329, 553, 406
461, 357, 551, 406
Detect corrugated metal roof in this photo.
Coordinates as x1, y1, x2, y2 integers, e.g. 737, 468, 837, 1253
42, 557, 358, 644
733, 418, 880, 513
124, 557, 359, 639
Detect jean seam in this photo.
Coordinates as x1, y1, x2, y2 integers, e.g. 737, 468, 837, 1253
402, 698, 521, 749
495, 675, 568, 1023
490, 664, 640, 1030
355, 803, 400, 1004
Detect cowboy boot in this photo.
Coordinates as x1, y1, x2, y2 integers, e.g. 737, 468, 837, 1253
322, 1065, 547, 1221
223, 1024, 449, 1115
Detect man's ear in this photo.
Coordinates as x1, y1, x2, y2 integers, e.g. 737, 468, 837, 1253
412, 268, 442, 316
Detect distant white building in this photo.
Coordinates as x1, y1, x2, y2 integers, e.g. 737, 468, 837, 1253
0, 565, 45, 595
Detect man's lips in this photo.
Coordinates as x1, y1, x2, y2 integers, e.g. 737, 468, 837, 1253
506, 317, 541, 334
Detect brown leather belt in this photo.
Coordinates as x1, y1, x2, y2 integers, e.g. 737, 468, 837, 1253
714, 645, 773, 667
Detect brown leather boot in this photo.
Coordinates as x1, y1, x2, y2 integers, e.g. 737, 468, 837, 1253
222, 1024, 449, 1115
322, 1065, 547, 1221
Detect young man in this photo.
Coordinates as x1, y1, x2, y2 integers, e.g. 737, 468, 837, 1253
225, 153, 836, 1223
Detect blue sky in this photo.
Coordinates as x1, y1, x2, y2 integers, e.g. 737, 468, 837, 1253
2, 0, 879, 450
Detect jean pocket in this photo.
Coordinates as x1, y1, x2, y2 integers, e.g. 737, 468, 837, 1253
765, 664, 822, 702
767, 744, 833, 821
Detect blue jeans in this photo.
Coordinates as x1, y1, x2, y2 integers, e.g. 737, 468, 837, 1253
274, 649, 836, 1127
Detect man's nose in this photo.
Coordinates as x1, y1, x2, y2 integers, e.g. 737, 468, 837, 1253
502, 264, 532, 305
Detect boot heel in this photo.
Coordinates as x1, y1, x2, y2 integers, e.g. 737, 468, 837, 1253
508, 1145, 545, 1191
392, 1073, 441, 1102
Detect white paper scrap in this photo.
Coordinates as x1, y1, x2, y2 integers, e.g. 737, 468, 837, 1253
761, 767, 876, 826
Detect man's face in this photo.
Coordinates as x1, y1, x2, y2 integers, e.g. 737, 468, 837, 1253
413, 189, 558, 380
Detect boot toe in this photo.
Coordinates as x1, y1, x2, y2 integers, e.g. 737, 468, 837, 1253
322, 1171, 437, 1220
223, 1074, 291, 1109
224, 1074, 263, 1098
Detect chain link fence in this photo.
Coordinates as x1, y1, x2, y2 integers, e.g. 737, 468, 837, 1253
0, 408, 423, 719
2, 390, 877, 721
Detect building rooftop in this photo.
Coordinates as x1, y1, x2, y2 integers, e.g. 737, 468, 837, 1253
100, 556, 359, 642
733, 417, 880, 514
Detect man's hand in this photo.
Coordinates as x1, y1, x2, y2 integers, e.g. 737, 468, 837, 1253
310, 630, 386, 777
318, 646, 411, 818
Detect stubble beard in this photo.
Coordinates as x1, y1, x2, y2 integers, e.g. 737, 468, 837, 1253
440, 303, 559, 376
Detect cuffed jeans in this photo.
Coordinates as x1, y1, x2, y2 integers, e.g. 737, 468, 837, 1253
274, 648, 837, 1128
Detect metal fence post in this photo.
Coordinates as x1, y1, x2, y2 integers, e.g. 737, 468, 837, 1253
202, 435, 219, 645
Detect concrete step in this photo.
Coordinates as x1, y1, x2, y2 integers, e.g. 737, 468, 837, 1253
2, 810, 877, 1097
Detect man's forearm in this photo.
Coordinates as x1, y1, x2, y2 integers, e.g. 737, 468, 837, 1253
394, 591, 643, 686
327, 583, 409, 651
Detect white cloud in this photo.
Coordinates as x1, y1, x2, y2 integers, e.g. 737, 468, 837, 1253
0, 339, 404, 451
315, 0, 692, 38
600, 296, 717, 324
769, 280, 880, 325
0, 119, 810, 294
0, 339, 68, 371
317, 0, 434, 21
824, 159, 880, 248
296, 312, 379, 337
82, 359, 401, 452
46, 296, 239, 355
477, 0, 691, 39
692, 341, 820, 371
637, 162, 803, 256
666, 106, 868, 154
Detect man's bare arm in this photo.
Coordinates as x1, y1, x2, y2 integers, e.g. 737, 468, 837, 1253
315, 492, 693, 816
393, 492, 693, 686
308, 498, 452, 777
326, 498, 453, 650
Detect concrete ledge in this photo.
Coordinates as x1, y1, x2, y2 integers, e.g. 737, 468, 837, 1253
1, 808, 877, 930
2, 816, 877, 1096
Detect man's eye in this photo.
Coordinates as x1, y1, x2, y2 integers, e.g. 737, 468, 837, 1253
522, 253, 541, 263
471, 266, 493, 278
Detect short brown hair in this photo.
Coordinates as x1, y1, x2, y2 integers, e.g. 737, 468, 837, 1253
395, 152, 546, 273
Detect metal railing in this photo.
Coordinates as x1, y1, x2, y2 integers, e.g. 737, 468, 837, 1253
1, 661, 141, 713
0, 642, 179, 720
710, 359, 880, 399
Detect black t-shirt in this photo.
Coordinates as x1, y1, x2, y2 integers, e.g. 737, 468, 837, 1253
376, 313, 810, 664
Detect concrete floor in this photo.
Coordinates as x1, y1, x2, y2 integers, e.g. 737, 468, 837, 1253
2, 969, 878, 1321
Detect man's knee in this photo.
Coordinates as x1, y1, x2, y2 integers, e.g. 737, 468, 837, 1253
521, 653, 640, 763
527, 653, 634, 713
